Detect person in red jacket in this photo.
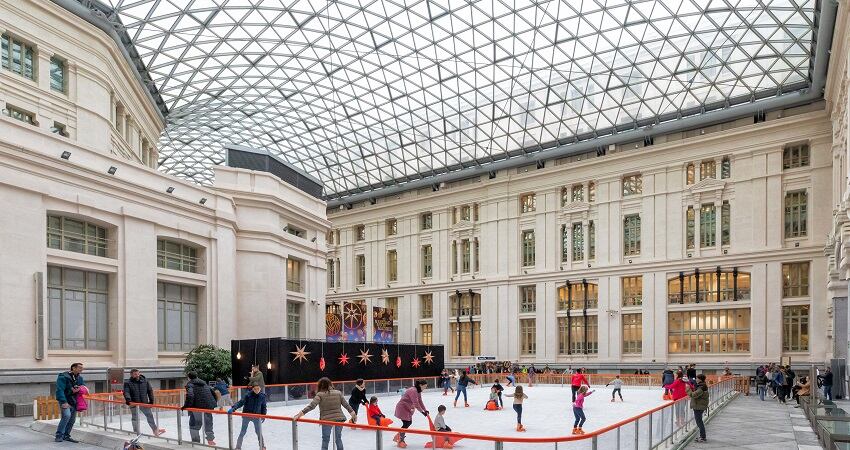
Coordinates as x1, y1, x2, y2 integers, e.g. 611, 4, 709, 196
571, 368, 590, 402
663, 370, 688, 401
367, 396, 387, 426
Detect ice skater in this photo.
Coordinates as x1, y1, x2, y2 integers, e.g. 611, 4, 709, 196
440, 369, 454, 396
572, 386, 595, 435
434, 405, 454, 448
393, 379, 429, 448
505, 385, 528, 432
348, 378, 368, 422
453, 370, 477, 407
606, 375, 624, 402
492, 379, 504, 409
505, 373, 516, 387
570, 368, 590, 402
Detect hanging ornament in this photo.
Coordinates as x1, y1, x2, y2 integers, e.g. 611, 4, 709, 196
319, 341, 326, 371
339, 351, 350, 366
381, 348, 390, 365
411, 357, 421, 368
396, 355, 402, 368
423, 350, 434, 365
396, 341, 401, 368
291, 344, 311, 364
358, 347, 373, 365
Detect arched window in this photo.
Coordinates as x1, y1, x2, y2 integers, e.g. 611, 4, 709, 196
668, 269, 750, 304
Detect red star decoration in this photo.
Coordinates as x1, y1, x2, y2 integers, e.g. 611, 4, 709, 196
395, 356, 402, 368
338, 352, 350, 366
319, 356, 326, 371
411, 357, 421, 368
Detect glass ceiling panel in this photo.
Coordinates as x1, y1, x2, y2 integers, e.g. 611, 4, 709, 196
99, 0, 815, 198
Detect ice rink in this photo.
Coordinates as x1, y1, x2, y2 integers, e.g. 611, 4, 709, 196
140, 384, 669, 449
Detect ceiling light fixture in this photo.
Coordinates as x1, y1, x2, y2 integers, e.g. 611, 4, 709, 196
107, 166, 117, 175
60, 151, 71, 160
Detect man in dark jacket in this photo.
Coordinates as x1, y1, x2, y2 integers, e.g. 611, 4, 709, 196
662, 368, 675, 396
182, 372, 217, 445
819, 367, 834, 400
55, 362, 85, 443
687, 374, 710, 442
124, 369, 165, 436
228, 382, 267, 449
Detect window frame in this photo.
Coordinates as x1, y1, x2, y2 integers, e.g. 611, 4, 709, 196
48, 266, 109, 350
156, 281, 198, 352
622, 174, 643, 196
521, 230, 536, 267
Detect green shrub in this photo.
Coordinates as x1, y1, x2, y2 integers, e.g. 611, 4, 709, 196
183, 345, 232, 382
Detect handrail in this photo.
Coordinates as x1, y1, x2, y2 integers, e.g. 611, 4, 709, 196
82, 375, 741, 445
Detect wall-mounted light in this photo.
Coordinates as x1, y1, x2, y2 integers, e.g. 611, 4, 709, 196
199, 198, 207, 205
107, 166, 117, 175
723, 249, 728, 255
60, 151, 71, 160
311, 237, 317, 242
369, 198, 377, 205
488, 171, 496, 179
166, 186, 175, 194
628, 259, 633, 264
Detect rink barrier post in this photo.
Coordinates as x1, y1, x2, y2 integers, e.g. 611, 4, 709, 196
616, 424, 620, 450
376, 428, 383, 450
648, 411, 653, 448
634, 418, 639, 449
118, 404, 123, 431
227, 413, 234, 450
494, 441, 503, 450
591, 435, 598, 450
291, 419, 298, 450
176, 408, 182, 444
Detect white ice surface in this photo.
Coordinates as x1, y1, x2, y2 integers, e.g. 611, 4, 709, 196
141, 385, 669, 450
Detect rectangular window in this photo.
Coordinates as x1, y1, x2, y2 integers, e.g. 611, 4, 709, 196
568, 316, 598, 354
721, 201, 731, 246
4, 104, 36, 125
387, 250, 398, 282
156, 281, 197, 352
421, 245, 433, 278
700, 160, 716, 180
287, 302, 301, 338
450, 292, 481, 316
521, 230, 535, 267
473, 238, 479, 272
784, 190, 808, 238
452, 207, 458, 224
520, 318, 536, 355
622, 174, 642, 196
721, 156, 731, 179
560, 187, 569, 207
286, 259, 303, 292
286, 225, 306, 238
421, 213, 432, 230
461, 205, 471, 221
449, 321, 481, 356
327, 230, 335, 245
355, 225, 366, 241
47, 266, 108, 350
571, 184, 584, 202
560, 225, 569, 262
782, 262, 810, 298
668, 308, 750, 353
50, 56, 65, 92
157, 239, 199, 273
700, 204, 716, 248
622, 276, 642, 306
668, 271, 751, 304
520, 194, 536, 213
622, 313, 642, 354
588, 182, 596, 202
686, 163, 695, 185
588, 220, 596, 259
327, 258, 335, 288
355, 254, 366, 285
386, 219, 397, 236
782, 305, 809, 352
47, 215, 108, 257
420, 294, 433, 319
623, 214, 641, 256
783, 144, 810, 169
520, 286, 536, 313
461, 239, 471, 273
1, 33, 35, 80
420, 323, 433, 345
686, 206, 695, 249
451, 241, 458, 274
385, 297, 398, 317
572, 223, 584, 261
473, 203, 479, 221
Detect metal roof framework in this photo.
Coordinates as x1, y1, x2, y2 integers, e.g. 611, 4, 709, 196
59, 0, 836, 202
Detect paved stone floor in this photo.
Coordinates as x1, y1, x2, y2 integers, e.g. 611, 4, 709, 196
685, 393, 823, 450
0, 417, 105, 450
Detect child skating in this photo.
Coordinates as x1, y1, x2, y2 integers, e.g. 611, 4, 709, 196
505, 385, 528, 432
572, 385, 595, 435
606, 375, 624, 402
434, 405, 454, 448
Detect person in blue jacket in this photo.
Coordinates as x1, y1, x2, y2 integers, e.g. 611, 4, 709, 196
55, 362, 85, 443
228, 382, 268, 449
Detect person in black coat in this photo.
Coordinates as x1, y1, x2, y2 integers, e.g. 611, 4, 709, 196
819, 367, 834, 400
228, 382, 267, 449
348, 379, 368, 418
182, 372, 217, 445
124, 369, 165, 436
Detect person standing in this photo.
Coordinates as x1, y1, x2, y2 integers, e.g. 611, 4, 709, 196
686, 364, 697, 385
661, 367, 675, 399
228, 382, 267, 450
348, 379, 368, 421
55, 362, 85, 443
504, 385, 528, 432
528, 364, 537, 387
571, 368, 590, 403
756, 371, 768, 401
293, 377, 356, 450
249, 365, 266, 393
394, 379, 430, 448
820, 367, 834, 401
774, 367, 787, 403
606, 375, 624, 402
784, 366, 796, 403
687, 374, 709, 443
123, 369, 165, 436
182, 372, 217, 446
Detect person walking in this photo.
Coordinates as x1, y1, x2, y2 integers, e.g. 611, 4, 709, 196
182, 372, 217, 445
774, 367, 787, 403
293, 377, 356, 450
348, 379, 368, 422
571, 368, 590, 403
820, 367, 834, 401
55, 362, 85, 443
393, 379, 430, 448
453, 371, 477, 407
228, 382, 267, 450
249, 364, 266, 393
687, 374, 709, 443
123, 369, 165, 436
756, 371, 768, 401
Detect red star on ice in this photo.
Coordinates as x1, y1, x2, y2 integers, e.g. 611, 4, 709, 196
423, 350, 434, 365
338, 352, 350, 366
411, 357, 421, 368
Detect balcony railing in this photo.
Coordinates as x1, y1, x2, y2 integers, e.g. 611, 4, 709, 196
668, 288, 751, 304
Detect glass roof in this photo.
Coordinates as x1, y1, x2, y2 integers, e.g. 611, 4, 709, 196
101, 0, 816, 198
